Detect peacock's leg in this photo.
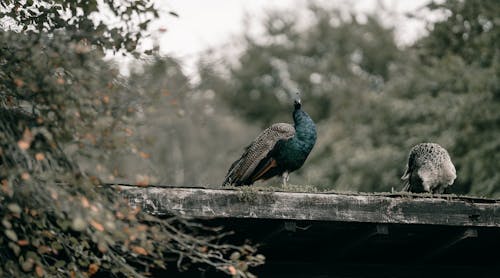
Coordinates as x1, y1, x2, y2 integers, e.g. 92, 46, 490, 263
282, 171, 289, 188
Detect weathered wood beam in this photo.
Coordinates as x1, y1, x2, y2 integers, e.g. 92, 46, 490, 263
118, 186, 500, 227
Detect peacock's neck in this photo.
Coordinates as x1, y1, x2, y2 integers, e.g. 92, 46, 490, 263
292, 109, 317, 150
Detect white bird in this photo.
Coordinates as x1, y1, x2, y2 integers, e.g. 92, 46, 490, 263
401, 143, 456, 194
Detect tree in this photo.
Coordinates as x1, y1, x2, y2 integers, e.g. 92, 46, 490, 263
409, 0, 500, 196
200, 6, 398, 127
0, 1, 263, 277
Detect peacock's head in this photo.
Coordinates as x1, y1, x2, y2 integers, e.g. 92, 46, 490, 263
293, 91, 302, 110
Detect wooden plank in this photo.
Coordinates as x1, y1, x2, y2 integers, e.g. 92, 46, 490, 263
118, 186, 500, 227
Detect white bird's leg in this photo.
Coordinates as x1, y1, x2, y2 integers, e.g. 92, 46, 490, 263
282, 172, 289, 188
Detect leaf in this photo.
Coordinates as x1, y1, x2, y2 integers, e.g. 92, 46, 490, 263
51, 241, 63, 251
139, 151, 150, 159
21, 258, 35, 272
17, 140, 30, 150
81, 197, 90, 208
2, 218, 12, 229
71, 216, 87, 232
14, 78, 24, 87
230, 251, 240, 261
131, 246, 148, 256
35, 265, 44, 277
88, 263, 99, 275
21, 172, 30, 180
227, 265, 237, 275
17, 128, 34, 150
97, 240, 108, 253
5, 229, 18, 241
89, 220, 104, 232
37, 245, 51, 254
17, 239, 29, 246
8, 242, 20, 256
7, 203, 21, 214
35, 153, 45, 161
154, 259, 166, 269
124, 127, 133, 136
54, 260, 66, 268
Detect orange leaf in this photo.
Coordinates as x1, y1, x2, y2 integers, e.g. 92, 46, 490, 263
131, 246, 148, 256
35, 265, 44, 277
81, 197, 90, 208
18, 140, 30, 150
124, 127, 133, 136
18, 128, 34, 150
14, 78, 24, 87
35, 153, 45, 161
17, 239, 29, 246
228, 266, 237, 275
21, 172, 31, 180
139, 151, 150, 159
89, 220, 104, 232
88, 263, 99, 276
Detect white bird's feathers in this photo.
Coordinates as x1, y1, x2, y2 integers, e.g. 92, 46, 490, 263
402, 143, 456, 193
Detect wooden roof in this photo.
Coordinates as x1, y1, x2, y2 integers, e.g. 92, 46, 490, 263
119, 185, 500, 227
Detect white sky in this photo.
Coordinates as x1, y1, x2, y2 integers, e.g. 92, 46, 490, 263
122, 0, 432, 76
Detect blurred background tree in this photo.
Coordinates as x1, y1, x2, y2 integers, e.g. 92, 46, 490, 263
0, 1, 262, 277
197, 0, 500, 196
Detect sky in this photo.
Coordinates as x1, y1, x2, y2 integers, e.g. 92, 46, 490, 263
122, 0, 432, 76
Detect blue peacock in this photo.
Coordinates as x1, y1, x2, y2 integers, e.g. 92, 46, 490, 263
223, 94, 317, 187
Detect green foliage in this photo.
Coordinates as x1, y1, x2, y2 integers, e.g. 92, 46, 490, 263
0, 0, 158, 53
197, 1, 500, 197
417, 0, 499, 67
0, 1, 263, 277
200, 5, 398, 127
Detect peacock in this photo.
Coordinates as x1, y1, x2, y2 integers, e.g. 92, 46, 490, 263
401, 143, 457, 194
223, 94, 317, 187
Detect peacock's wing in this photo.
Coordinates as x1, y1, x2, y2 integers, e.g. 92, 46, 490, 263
401, 150, 417, 191
223, 123, 295, 186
